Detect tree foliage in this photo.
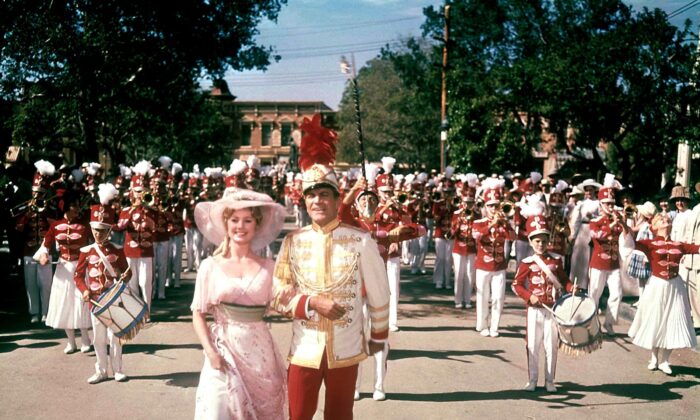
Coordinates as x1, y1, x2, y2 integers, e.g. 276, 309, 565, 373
380, 0, 700, 196
336, 39, 441, 171
0, 0, 286, 170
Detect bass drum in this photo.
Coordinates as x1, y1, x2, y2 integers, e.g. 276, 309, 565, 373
552, 293, 602, 356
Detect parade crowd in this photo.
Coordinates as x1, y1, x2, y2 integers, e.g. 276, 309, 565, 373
5, 115, 700, 419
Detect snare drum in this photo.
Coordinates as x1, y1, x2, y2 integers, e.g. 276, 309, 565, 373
92, 281, 147, 343
552, 293, 602, 356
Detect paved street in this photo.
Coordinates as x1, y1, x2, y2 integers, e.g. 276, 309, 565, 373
1, 222, 698, 420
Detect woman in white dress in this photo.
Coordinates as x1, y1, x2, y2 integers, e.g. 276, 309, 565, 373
192, 188, 288, 419
629, 213, 699, 375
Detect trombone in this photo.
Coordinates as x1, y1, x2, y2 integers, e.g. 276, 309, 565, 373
9, 194, 55, 217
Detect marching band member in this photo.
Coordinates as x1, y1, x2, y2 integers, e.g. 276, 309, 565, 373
271, 114, 390, 419
588, 174, 631, 336
513, 172, 542, 265
451, 173, 479, 309
629, 213, 699, 375
74, 196, 131, 384
290, 174, 305, 228
116, 160, 156, 316
376, 156, 404, 332
16, 160, 56, 323
35, 190, 92, 353
512, 213, 573, 393
569, 178, 600, 288
472, 177, 516, 337
628, 202, 657, 307
152, 172, 171, 300
167, 164, 186, 289
432, 166, 456, 289
546, 181, 570, 260
410, 172, 430, 274
184, 172, 203, 272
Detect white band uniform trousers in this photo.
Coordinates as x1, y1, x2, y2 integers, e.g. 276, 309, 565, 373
23, 256, 53, 317
526, 306, 559, 384
453, 253, 476, 306
589, 268, 622, 329
475, 269, 506, 333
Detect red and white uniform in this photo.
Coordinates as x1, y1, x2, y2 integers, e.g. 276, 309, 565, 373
513, 206, 532, 265
512, 253, 572, 385
153, 208, 171, 299
472, 217, 516, 334
167, 202, 186, 288
184, 198, 202, 271
74, 242, 130, 377
451, 210, 476, 307
117, 206, 156, 309
432, 200, 454, 288
16, 210, 53, 319
39, 217, 92, 331
629, 237, 699, 354
588, 213, 627, 330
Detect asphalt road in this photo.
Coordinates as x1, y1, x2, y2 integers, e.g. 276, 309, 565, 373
1, 224, 698, 420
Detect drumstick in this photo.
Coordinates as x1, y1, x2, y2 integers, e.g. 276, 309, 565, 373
541, 304, 568, 324
570, 277, 578, 318
90, 299, 104, 309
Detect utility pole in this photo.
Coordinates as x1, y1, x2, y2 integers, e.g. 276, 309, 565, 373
675, 27, 700, 188
440, 4, 450, 173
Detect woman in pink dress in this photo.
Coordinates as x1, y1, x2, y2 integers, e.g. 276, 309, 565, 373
192, 188, 287, 419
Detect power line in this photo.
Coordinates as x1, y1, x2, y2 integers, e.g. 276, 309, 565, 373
667, 0, 700, 19
256, 16, 421, 37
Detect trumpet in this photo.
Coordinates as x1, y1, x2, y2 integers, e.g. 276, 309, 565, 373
624, 204, 637, 218
463, 208, 474, 220
452, 196, 461, 207
136, 191, 155, 207
499, 200, 515, 218
396, 193, 408, 204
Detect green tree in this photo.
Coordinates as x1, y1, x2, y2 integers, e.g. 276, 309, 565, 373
0, 0, 286, 169
410, 0, 699, 196
337, 39, 441, 171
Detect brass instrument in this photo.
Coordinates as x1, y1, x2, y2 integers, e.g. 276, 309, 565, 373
463, 208, 474, 220
475, 199, 484, 210
396, 193, 408, 204
499, 200, 515, 218
452, 196, 461, 207
9, 194, 55, 217
624, 204, 637, 219
432, 191, 441, 201
139, 191, 155, 207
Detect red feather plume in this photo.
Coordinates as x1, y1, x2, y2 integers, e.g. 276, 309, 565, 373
298, 113, 338, 171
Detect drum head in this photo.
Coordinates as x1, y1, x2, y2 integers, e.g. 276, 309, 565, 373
92, 281, 127, 316
553, 293, 596, 326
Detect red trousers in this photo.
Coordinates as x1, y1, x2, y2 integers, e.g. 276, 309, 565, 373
288, 353, 359, 420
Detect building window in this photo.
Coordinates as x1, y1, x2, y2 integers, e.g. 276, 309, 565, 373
240, 123, 252, 146
261, 122, 273, 146
281, 122, 293, 145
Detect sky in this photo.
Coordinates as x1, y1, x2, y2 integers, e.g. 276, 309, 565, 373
208, 0, 700, 111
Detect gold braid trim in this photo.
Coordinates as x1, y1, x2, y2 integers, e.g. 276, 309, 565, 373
291, 251, 359, 294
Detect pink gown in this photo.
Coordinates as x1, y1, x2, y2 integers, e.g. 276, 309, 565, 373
191, 257, 287, 420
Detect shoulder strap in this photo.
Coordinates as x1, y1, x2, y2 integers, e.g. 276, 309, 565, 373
93, 243, 117, 278
531, 254, 563, 291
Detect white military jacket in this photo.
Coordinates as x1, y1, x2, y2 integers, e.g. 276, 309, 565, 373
273, 218, 390, 369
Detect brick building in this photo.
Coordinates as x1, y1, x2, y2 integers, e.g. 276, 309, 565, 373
209, 81, 336, 168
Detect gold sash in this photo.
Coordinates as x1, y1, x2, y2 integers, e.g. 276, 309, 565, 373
218, 302, 266, 322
